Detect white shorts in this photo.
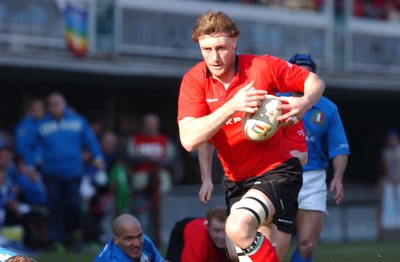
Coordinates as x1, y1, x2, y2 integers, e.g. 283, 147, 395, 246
298, 169, 327, 213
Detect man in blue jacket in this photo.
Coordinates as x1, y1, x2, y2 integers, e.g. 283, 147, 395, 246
13, 98, 45, 167
94, 214, 164, 262
29, 92, 104, 251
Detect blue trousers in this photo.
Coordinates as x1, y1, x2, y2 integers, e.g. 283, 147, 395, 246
43, 174, 82, 243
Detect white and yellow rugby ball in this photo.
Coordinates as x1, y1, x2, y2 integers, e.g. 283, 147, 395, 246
242, 94, 282, 142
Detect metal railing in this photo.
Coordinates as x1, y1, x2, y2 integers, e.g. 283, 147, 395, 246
343, 1, 400, 74
114, 0, 335, 70
0, 0, 399, 75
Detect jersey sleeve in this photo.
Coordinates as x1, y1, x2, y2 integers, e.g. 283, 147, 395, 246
264, 55, 310, 94
282, 120, 307, 153
177, 67, 207, 121
143, 234, 165, 262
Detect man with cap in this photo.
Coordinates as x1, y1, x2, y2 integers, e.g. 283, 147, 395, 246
276, 54, 350, 262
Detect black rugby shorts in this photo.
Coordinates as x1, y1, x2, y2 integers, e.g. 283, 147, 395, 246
223, 157, 302, 227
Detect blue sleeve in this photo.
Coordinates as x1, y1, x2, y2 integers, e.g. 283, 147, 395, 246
13, 120, 29, 157
23, 121, 42, 168
80, 117, 104, 162
13, 118, 40, 165
326, 108, 350, 159
143, 235, 165, 262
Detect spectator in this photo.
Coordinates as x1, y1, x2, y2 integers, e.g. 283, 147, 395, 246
0, 167, 21, 231
380, 128, 400, 228
126, 113, 178, 245
13, 98, 45, 167
28, 92, 105, 251
100, 130, 131, 216
165, 206, 228, 262
12, 156, 48, 250
83, 131, 120, 244
93, 213, 165, 262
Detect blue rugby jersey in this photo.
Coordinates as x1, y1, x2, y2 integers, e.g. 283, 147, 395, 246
302, 96, 350, 171
94, 234, 164, 262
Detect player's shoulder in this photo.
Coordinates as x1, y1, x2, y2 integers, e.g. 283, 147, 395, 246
186, 61, 207, 75
316, 96, 338, 111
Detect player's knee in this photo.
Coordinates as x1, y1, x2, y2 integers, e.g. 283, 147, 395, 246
230, 196, 270, 227
225, 213, 251, 244
298, 239, 317, 257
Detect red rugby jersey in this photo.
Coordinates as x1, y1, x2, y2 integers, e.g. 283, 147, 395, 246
181, 218, 228, 262
178, 54, 309, 181
282, 120, 307, 153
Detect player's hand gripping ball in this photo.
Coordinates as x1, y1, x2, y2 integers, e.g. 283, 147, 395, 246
242, 94, 282, 142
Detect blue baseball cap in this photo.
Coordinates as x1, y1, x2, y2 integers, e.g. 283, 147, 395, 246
289, 53, 317, 73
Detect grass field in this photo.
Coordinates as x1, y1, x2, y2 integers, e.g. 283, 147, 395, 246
33, 240, 400, 262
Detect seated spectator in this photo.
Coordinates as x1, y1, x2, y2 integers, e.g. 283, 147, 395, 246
93, 213, 164, 262
12, 156, 48, 250
165, 206, 228, 262
0, 247, 37, 261
0, 167, 21, 229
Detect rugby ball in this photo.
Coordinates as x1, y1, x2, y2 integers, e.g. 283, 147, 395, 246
242, 94, 282, 142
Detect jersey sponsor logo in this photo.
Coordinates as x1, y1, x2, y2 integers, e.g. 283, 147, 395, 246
311, 110, 324, 125
277, 218, 293, 225
297, 129, 305, 137
206, 98, 219, 103
136, 143, 165, 158
225, 117, 242, 125
39, 119, 82, 136
305, 130, 316, 143
336, 143, 350, 150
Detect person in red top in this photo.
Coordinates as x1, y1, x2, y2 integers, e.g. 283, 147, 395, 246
127, 113, 178, 245
165, 207, 228, 262
177, 10, 325, 261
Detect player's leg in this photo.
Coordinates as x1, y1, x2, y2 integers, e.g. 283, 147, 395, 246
226, 223, 277, 262
276, 230, 292, 261
224, 158, 302, 261
258, 223, 277, 248
275, 201, 298, 261
225, 188, 278, 261
292, 210, 324, 261
290, 169, 327, 262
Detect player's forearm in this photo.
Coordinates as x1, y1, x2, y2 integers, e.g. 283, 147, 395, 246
290, 150, 308, 167
302, 73, 325, 109
179, 103, 236, 152
198, 143, 214, 183
332, 154, 348, 181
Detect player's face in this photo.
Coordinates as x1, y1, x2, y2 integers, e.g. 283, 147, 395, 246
114, 226, 144, 260
199, 34, 236, 83
207, 219, 226, 249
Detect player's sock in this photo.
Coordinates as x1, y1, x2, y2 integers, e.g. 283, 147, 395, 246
242, 231, 279, 262
290, 249, 314, 262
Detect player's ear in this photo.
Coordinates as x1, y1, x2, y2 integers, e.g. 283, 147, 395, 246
232, 38, 237, 50
112, 235, 118, 243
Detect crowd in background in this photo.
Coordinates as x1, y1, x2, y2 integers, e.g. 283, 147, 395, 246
0, 91, 182, 253
353, 0, 400, 20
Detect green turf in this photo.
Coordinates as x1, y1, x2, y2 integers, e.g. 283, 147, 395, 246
285, 241, 400, 262
33, 241, 400, 262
